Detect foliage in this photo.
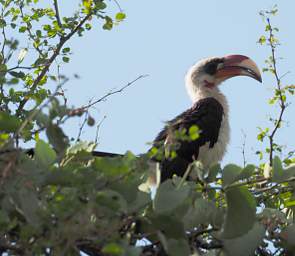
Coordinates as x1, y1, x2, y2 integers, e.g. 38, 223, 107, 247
0, 1, 294, 256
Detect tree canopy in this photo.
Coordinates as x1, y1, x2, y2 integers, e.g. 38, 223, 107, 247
0, 1, 294, 255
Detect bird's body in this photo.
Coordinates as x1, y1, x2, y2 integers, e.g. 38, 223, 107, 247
150, 55, 261, 182
152, 97, 228, 181
93, 54, 262, 183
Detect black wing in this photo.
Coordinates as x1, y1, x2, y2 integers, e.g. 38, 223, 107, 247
151, 97, 224, 181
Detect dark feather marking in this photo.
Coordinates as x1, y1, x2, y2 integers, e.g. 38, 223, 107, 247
152, 97, 224, 181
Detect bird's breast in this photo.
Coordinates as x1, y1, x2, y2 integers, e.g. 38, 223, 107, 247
198, 114, 230, 168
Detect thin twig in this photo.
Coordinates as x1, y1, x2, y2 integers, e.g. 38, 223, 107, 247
241, 130, 247, 167
81, 74, 148, 110
112, 0, 123, 12
0, 65, 37, 73
95, 115, 106, 144
76, 111, 89, 141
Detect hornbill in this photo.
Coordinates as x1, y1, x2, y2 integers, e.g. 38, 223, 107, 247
95, 55, 262, 182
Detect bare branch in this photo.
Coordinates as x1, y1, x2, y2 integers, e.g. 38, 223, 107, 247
266, 18, 287, 166
81, 74, 148, 110
76, 111, 89, 141
95, 115, 106, 144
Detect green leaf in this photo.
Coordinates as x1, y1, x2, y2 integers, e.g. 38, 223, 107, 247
272, 156, 284, 182
93, 155, 131, 177
9, 71, 25, 78
258, 35, 266, 45
188, 125, 199, 141
85, 23, 92, 30
18, 48, 28, 64
115, 12, 126, 21
149, 214, 186, 239
222, 164, 243, 187
280, 164, 295, 181
0, 64, 7, 76
281, 224, 295, 248
222, 186, 256, 238
238, 164, 256, 180
94, 1, 107, 10
35, 139, 56, 167
19, 26, 27, 33
166, 238, 190, 256
96, 190, 127, 213
0, 18, 6, 28
154, 180, 190, 214
46, 124, 69, 152
0, 112, 21, 132
183, 198, 222, 229
222, 222, 265, 256
0, 210, 9, 229
62, 47, 70, 53
103, 16, 113, 30
206, 164, 221, 182
127, 191, 151, 212
102, 243, 124, 255
222, 164, 255, 188
13, 188, 41, 228
62, 56, 70, 63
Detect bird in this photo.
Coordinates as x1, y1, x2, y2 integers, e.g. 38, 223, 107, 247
93, 54, 262, 183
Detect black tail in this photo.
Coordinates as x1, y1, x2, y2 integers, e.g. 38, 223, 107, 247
24, 148, 123, 158
91, 151, 123, 157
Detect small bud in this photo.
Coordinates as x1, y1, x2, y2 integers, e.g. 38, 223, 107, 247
87, 116, 95, 126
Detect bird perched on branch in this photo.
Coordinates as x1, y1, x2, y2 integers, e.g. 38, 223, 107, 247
94, 54, 262, 183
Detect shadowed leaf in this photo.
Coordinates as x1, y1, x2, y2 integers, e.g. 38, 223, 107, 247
222, 186, 256, 238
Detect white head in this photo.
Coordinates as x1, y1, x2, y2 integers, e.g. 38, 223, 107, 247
185, 54, 262, 102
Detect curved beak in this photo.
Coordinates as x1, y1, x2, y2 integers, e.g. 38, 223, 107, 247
216, 54, 262, 83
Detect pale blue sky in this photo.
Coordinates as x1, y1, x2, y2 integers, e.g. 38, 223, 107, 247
59, 1, 295, 166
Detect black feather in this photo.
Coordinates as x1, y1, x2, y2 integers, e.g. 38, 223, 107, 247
151, 97, 224, 181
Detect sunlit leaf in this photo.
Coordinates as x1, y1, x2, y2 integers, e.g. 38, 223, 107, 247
18, 48, 28, 64
115, 12, 126, 21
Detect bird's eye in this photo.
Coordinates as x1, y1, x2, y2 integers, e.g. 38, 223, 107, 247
204, 62, 218, 75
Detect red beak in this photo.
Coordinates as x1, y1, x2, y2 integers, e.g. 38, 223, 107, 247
216, 55, 262, 83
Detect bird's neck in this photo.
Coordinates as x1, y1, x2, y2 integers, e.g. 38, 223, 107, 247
186, 82, 229, 114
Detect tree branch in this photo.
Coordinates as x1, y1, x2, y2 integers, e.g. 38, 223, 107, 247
19, 5, 45, 57
16, 13, 92, 115
266, 18, 287, 166
53, 0, 62, 28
